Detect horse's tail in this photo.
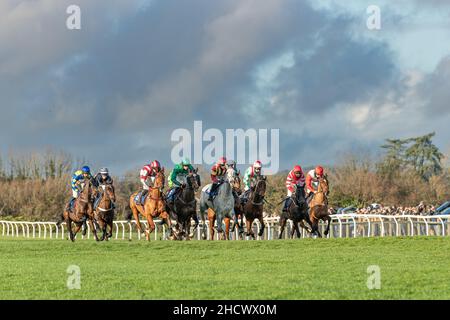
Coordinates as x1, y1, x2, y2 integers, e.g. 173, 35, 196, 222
56, 210, 65, 226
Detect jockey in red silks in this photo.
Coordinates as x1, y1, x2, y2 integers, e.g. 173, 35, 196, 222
283, 165, 306, 212
137, 160, 162, 205
208, 157, 227, 201
305, 165, 324, 205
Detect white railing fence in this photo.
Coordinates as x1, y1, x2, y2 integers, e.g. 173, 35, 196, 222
1, 214, 449, 240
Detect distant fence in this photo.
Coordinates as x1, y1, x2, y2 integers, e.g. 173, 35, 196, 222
1, 214, 449, 240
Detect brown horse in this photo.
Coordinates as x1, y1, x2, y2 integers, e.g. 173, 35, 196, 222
129, 169, 173, 241
243, 176, 266, 239
62, 180, 95, 242
93, 184, 116, 241
229, 170, 244, 238
309, 176, 331, 238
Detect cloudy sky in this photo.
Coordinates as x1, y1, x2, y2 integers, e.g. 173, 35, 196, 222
1, 0, 449, 174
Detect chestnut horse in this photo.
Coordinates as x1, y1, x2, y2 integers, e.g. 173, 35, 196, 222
129, 169, 173, 241
93, 184, 116, 241
243, 176, 266, 239
62, 180, 95, 242
309, 176, 331, 238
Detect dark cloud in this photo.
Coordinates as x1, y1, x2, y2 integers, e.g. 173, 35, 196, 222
0, 0, 449, 174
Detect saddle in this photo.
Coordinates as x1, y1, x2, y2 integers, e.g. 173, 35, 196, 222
134, 192, 148, 205
203, 181, 223, 201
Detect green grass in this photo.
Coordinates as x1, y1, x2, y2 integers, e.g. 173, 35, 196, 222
0, 236, 449, 300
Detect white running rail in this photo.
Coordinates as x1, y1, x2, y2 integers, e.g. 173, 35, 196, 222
1, 214, 449, 240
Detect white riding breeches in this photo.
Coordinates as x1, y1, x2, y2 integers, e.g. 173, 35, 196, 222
142, 181, 150, 190
72, 190, 79, 198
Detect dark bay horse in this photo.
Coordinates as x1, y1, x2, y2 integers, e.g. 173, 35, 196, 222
93, 184, 116, 241
309, 176, 331, 238
62, 180, 95, 242
278, 184, 312, 239
129, 169, 174, 241
228, 169, 244, 237
170, 169, 200, 240
243, 176, 266, 239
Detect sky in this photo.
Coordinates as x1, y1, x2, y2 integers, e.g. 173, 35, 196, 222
1, 0, 450, 175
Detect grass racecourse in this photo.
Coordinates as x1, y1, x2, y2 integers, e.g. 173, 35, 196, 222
0, 236, 449, 300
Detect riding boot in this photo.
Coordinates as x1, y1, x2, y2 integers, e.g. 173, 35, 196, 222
94, 195, 101, 210
67, 197, 75, 211
283, 198, 291, 212
140, 189, 148, 205
306, 193, 313, 207
208, 183, 218, 201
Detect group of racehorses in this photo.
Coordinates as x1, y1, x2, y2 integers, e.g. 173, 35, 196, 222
59, 168, 331, 241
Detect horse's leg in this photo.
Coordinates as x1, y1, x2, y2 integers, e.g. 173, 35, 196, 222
88, 218, 100, 241
324, 215, 331, 237
310, 215, 321, 238
66, 218, 74, 242
224, 217, 231, 240
289, 220, 296, 239
131, 204, 144, 235
72, 223, 83, 241
96, 215, 106, 241
293, 220, 301, 239
107, 214, 114, 239
208, 209, 215, 240
146, 214, 156, 241
246, 218, 255, 240
200, 211, 207, 240
278, 216, 286, 240
160, 210, 173, 240
257, 214, 265, 238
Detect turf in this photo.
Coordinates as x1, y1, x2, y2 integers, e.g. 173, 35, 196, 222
0, 236, 449, 300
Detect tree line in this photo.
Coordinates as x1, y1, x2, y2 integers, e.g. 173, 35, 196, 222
0, 132, 448, 220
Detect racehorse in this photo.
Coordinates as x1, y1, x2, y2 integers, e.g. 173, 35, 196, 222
61, 180, 95, 242
242, 176, 266, 239
278, 184, 312, 239
199, 178, 234, 240
308, 176, 331, 238
227, 169, 245, 238
129, 169, 174, 241
170, 169, 200, 240
93, 184, 116, 241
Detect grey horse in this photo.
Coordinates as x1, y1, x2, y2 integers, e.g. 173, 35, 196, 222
199, 179, 235, 240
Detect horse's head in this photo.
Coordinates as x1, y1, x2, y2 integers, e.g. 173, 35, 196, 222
104, 184, 116, 202
79, 180, 94, 202
227, 168, 241, 192
318, 175, 329, 195
153, 169, 165, 190
254, 176, 266, 197
187, 168, 200, 192
293, 184, 306, 204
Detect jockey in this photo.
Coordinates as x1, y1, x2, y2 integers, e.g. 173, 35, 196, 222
166, 158, 195, 205
305, 165, 325, 205
208, 157, 227, 201
94, 167, 114, 187
241, 160, 263, 202
282, 165, 305, 212
137, 160, 162, 205
67, 166, 94, 210
93, 167, 115, 210
225, 159, 238, 182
